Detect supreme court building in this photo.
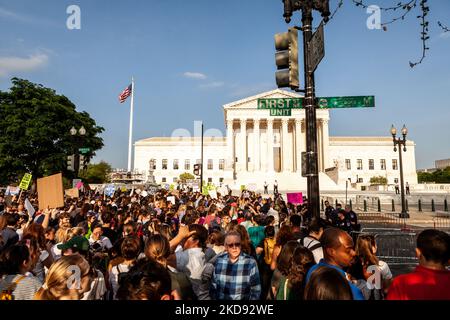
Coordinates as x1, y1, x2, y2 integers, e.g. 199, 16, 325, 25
134, 89, 418, 191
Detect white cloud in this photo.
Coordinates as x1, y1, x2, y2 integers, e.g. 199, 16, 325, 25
229, 83, 275, 98
0, 6, 57, 27
183, 72, 207, 80
0, 53, 49, 77
199, 81, 225, 89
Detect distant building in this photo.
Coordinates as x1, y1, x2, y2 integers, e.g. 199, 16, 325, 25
435, 159, 450, 170
134, 89, 418, 191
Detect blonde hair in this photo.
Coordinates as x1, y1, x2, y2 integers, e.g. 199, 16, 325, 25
34, 254, 90, 300
68, 227, 84, 239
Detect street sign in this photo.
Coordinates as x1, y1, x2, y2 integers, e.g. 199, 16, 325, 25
309, 21, 325, 72
270, 109, 292, 116
19, 173, 32, 190
79, 147, 90, 154
258, 98, 303, 110
317, 96, 375, 109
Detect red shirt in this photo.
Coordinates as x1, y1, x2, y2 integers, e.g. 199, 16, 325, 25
386, 265, 450, 300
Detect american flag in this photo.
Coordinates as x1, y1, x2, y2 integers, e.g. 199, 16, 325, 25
119, 84, 132, 103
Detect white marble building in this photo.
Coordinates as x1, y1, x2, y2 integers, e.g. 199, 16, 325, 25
134, 89, 418, 191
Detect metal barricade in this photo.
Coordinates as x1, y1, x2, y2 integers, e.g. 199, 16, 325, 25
374, 232, 418, 265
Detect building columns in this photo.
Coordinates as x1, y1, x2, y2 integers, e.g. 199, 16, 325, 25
226, 119, 234, 171
253, 119, 260, 172
267, 119, 274, 172
322, 119, 330, 170
295, 119, 303, 173
240, 119, 247, 172
282, 119, 291, 172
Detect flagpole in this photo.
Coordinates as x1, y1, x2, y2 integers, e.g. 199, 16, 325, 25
127, 77, 134, 173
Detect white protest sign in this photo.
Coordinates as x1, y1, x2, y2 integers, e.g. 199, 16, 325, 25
24, 198, 35, 220
141, 190, 148, 197
208, 190, 218, 199
167, 196, 176, 205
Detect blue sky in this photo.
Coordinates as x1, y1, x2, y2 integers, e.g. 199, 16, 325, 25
0, 0, 449, 170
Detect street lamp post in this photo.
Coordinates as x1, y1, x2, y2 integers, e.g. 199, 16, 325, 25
391, 124, 409, 218
282, 0, 330, 220
70, 126, 86, 178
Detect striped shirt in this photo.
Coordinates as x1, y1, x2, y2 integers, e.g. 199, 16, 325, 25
0, 274, 42, 300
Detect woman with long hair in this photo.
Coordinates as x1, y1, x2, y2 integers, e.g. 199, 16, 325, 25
354, 234, 393, 299
145, 234, 194, 300
22, 223, 53, 282
34, 254, 92, 300
269, 240, 300, 300
270, 225, 295, 271
276, 246, 315, 300
304, 266, 353, 300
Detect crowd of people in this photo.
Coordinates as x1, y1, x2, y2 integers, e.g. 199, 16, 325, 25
0, 187, 449, 301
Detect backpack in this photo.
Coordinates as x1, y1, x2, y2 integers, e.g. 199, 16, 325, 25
263, 238, 276, 265
301, 236, 322, 252
115, 264, 129, 287
0, 275, 26, 300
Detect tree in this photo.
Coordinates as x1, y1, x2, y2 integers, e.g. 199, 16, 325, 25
0, 78, 104, 185
179, 172, 195, 183
79, 161, 112, 184
418, 167, 450, 183
370, 176, 388, 185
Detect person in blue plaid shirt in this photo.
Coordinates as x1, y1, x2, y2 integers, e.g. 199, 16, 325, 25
210, 231, 261, 300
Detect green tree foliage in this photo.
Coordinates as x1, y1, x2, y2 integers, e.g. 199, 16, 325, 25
179, 172, 195, 182
370, 176, 388, 185
79, 161, 112, 184
418, 167, 450, 183
0, 78, 104, 185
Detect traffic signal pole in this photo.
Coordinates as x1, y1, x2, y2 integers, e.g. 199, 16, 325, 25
302, 7, 320, 220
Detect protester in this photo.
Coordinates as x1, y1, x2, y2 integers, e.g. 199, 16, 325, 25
0, 244, 41, 300
386, 229, 450, 300
300, 218, 326, 263
304, 266, 353, 300
270, 240, 301, 300
210, 231, 261, 300
305, 227, 365, 300
276, 246, 315, 300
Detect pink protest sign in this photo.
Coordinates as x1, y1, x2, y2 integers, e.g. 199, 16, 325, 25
75, 181, 84, 190
287, 193, 303, 205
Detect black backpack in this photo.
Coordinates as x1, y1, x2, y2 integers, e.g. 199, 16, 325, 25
300, 236, 322, 252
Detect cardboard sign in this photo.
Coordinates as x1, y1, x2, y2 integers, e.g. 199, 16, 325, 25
65, 188, 79, 198
37, 173, 64, 210
19, 173, 32, 190
287, 192, 303, 205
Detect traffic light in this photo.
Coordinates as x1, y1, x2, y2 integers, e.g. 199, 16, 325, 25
193, 164, 201, 176
67, 155, 74, 171
274, 27, 299, 89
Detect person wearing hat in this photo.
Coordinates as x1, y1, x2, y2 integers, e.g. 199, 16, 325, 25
58, 235, 90, 256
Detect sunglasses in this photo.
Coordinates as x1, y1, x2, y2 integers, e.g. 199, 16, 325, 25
226, 242, 241, 249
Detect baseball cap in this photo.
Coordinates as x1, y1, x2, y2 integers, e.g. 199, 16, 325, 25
57, 236, 90, 252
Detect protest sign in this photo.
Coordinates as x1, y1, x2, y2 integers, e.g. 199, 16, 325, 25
262, 194, 271, 199
208, 190, 218, 199
5, 186, 20, 196
19, 173, 32, 190
141, 190, 149, 197
104, 185, 116, 197
287, 192, 303, 205
75, 181, 84, 190
37, 173, 64, 210
72, 179, 82, 189
247, 184, 257, 192
65, 188, 79, 198
167, 196, 176, 205
24, 198, 35, 220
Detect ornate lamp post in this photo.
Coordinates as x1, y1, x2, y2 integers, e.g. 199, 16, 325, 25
70, 126, 86, 178
391, 124, 409, 218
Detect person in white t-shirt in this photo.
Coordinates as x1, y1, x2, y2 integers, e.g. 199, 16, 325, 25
300, 218, 326, 264
89, 223, 113, 251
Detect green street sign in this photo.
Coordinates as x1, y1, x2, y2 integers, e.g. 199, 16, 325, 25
79, 148, 90, 154
19, 173, 32, 190
257, 96, 375, 115
258, 98, 303, 110
317, 96, 375, 109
